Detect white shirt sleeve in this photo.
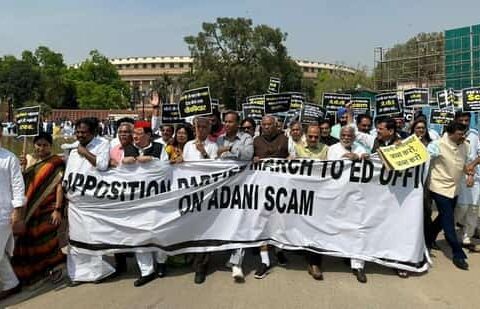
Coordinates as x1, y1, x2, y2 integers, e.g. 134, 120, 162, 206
160, 147, 169, 161
10, 156, 25, 208
208, 142, 219, 159
95, 140, 110, 171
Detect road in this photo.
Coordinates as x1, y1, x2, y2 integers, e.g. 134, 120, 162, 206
2, 241, 480, 309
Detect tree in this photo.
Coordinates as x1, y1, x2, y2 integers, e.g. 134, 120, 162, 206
184, 17, 310, 110
66, 50, 130, 109
0, 55, 41, 107
314, 67, 373, 100
373, 32, 444, 90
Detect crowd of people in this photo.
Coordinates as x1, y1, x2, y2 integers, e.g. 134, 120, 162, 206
1, 103, 480, 300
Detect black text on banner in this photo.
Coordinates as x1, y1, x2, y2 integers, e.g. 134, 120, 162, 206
178, 87, 212, 118
16, 106, 41, 137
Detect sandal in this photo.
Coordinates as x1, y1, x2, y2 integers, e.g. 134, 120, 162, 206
396, 269, 409, 278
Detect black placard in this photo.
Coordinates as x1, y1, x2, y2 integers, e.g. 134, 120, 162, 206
430, 109, 455, 125
375, 92, 401, 116
351, 97, 371, 116
16, 106, 40, 137
242, 103, 264, 124
322, 93, 351, 115
403, 107, 415, 122
403, 88, 429, 107
178, 87, 212, 118
268, 77, 281, 94
246, 95, 265, 107
436, 89, 456, 110
289, 92, 305, 110
264, 93, 292, 114
462, 87, 480, 111
301, 103, 326, 125
161, 104, 185, 124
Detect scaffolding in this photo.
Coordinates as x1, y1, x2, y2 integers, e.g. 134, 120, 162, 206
374, 25, 480, 93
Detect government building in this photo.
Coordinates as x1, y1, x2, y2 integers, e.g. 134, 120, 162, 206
110, 56, 356, 91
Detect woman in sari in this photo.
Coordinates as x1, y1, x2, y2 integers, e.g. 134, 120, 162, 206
12, 132, 65, 284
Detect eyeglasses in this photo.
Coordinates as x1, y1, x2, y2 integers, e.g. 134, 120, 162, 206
241, 126, 253, 131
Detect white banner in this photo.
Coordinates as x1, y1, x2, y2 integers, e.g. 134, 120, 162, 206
64, 158, 429, 272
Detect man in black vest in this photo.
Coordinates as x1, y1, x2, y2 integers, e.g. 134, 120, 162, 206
123, 120, 169, 287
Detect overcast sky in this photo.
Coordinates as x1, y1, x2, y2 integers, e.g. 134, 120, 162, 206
1, 0, 479, 69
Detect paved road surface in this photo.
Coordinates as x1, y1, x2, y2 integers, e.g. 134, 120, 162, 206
2, 242, 480, 309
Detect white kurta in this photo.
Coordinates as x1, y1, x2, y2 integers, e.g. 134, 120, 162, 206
183, 139, 218, 161
327, 142, 367, 160
0, 147, 25, 291
458, 130, 480, 205
65, 137, 115, 282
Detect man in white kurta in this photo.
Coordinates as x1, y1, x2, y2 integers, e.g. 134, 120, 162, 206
0, 129, 25, 297
182, 116, 218, 284
454, 112, 480, 251
64, 118, 115, 284
327, 126, 369, 283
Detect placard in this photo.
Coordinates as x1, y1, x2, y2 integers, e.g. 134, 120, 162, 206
375, 92, 401, 117
16, 106, 40, 137
289, 92, 305, 110
264, 93, 292, 114
403, 88, 429, 107
322, 93, 351, 115
301, 103, 326, 125
462, 87, 480, 111
246, 95, 265, 107
351, 97, 371, 116
268, 77, 281, 94
437, 89, 462, 110
242, 103, 264, 124
178, 87, 212, 118
161, 104, 185, 124
430, 109, 455, 125
377, 135, 429, 171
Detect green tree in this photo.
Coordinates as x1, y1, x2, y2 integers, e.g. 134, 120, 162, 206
66, 50, 130, 109
184, 17, 309, 110
314, 67, 373, 100
0, 55, 41, 107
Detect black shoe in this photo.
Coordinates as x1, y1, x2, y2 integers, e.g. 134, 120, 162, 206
134, 272, 157, 287
276, 251, 288, 266
157, 263, 167, 278
453, 258, 469, 270
352, 268, 367, 283
430, 241, 441, 251
194, 270, 206, 284
254, 263, 270, 279
94, 270, 119, 284
66, 279, 84, 287
0, 284, 21, 301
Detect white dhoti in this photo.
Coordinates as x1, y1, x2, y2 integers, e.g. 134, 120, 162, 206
0, 224, 19, 291
67, 246, 115, 282
457, 181, 480, 244
136, 251, 168, 277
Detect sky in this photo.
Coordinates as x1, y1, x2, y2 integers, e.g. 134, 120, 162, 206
1, 0, 479, 70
